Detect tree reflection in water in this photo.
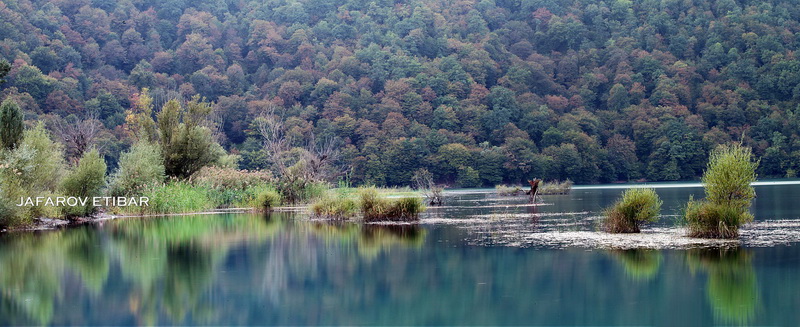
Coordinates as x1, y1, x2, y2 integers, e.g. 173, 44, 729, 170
0, 213, 427, 325
687, 248, 759, 325
609, 249, 663, 281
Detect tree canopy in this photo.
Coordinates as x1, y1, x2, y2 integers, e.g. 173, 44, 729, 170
2, 0, 800, 185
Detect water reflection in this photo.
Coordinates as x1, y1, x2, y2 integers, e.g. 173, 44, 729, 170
688, 248, 759, 325
0, 213, 428, 325
609, 249, 663, 281
3, 185, 800, 325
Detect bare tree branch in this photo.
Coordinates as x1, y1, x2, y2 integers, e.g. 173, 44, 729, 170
51, 113, 102, 164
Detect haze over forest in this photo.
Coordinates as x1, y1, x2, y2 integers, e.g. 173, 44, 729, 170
1, 0, 799, 186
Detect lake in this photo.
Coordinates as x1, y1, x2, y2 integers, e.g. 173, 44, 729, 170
2, 183, 800, 325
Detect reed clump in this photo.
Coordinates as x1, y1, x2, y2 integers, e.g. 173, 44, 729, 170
684, 144, 757, 238
495, 184, 523, 196
359, 187, 424, 222
603, 188, 662, 233
310, 195, 358, 219
190, 166, 273, 208
136, 180, 215, 214
538, 180, 573, 195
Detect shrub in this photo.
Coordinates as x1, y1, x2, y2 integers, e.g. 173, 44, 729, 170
359, 187, 425, 222
603, 188, 662, 233
311, 195, 358, 219
0, 123, 66, 226
251, 188, 281, 211
108, 141, 165, 197
60, 149, 107, 218
274, 160, 329, 204
684, 199, 747, 238
0, 98, 23, 150
685, 144, 757, 238
20, 123, 66, 192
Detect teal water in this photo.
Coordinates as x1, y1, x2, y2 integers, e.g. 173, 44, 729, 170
2, 183, 800, 325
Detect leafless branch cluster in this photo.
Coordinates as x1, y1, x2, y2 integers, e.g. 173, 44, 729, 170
412, 168, 443, 205
255, 105, 347, 183
255, 105, 289, 171
51, 114, 102, 164
304, 132, 345, 182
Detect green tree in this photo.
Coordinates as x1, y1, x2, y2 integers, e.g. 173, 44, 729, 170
157, 97, 224, 178
108, 141, 166, 197
0, 59, 10, 84
61, 149, 107, 218
607, 83, 630, 111
0, 99, 24, 151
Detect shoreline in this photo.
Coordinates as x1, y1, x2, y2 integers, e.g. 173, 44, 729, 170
0, 206, 307, 233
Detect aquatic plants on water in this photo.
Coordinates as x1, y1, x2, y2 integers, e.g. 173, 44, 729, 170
311, 194, 359, 219
684, 144, 758, 238
360, 187, 425, 222
602, 187, 662, 233
538, 180, 574, 195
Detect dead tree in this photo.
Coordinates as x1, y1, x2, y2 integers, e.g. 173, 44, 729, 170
525, 179, 541, 203
412, 168, 443, 205
51, 114, 101, 164
255, 105, 290, 173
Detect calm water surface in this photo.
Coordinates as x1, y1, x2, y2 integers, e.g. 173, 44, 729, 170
2, 183, 800, 326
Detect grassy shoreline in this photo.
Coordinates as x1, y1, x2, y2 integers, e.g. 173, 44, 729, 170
1, 184, 427, 232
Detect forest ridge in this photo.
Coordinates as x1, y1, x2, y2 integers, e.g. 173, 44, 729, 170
0, 0, 798, 186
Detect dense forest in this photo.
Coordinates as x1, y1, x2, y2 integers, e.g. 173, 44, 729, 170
2, 0, 800, 186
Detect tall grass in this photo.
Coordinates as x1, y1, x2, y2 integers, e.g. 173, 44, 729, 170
603, 188, 662, 233
310, 194, 358, 219
495, 184, 523, 196
127, 181, 216, 215
190, 166, 272, 208
685, 144, 757, 238
538, 180, 573, 195
359, 187, 425, 222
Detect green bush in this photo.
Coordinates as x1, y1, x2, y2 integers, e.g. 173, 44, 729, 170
0, 123, 66, 227
311, 195, 358, 219
684, 199, 748, 238
603, 188, 662, 233
108, 141, 165, 197
685, 144, 757, 238
60, 149, 107, 218
251, 188, 281, 211
359, 187, 425, 222
20, 123, 66, 192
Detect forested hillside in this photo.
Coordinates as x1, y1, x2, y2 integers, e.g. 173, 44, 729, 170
2, 0, 800, 186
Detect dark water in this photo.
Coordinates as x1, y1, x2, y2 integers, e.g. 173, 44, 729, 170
2, 183, 800, 326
